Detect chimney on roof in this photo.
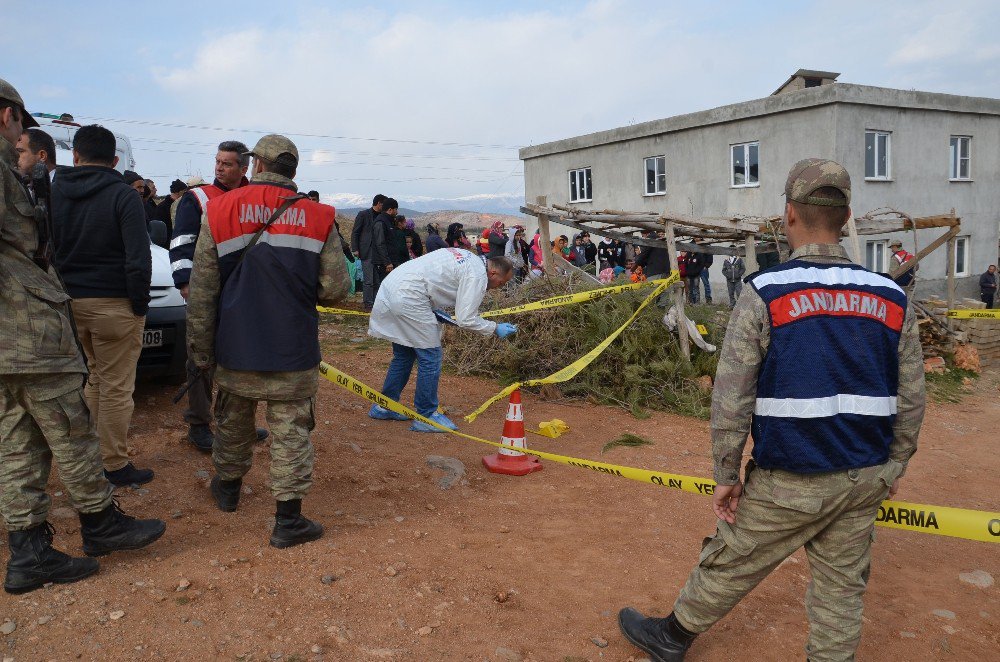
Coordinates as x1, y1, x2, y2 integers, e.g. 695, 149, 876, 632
772, 69, 840, 96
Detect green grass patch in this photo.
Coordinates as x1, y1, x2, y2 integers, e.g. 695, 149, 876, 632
925, 366, 979, 403
602, 432, 654, 453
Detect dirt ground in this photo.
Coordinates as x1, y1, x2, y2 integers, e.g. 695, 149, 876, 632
0, 336, 998, 661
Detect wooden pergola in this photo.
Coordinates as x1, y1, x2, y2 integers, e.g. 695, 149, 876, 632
522, 196, 961, 359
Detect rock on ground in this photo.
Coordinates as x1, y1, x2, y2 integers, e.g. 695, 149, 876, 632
959, 570, 994, 589
425, 455, 466, 490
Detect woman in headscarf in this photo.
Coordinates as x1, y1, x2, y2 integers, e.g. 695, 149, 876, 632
446, 222, 471, 249
487, 220, 507, 259
425, 222, 447, 252
403, 218, 423, 257
505, 225, 529, 282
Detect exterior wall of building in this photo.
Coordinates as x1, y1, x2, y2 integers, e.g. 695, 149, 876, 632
834, 103, 1000, 300
522, 85, 1000, 300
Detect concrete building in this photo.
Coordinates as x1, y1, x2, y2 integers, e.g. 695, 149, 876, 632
519, 70, 1000, 299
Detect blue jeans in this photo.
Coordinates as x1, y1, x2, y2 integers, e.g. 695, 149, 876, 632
700, 270, 712, 302
381, 343, 442, 417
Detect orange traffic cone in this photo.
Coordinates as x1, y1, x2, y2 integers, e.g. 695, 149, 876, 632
482, 389, 543, 476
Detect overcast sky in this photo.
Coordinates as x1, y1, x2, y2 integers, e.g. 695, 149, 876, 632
5, 0, 999, 204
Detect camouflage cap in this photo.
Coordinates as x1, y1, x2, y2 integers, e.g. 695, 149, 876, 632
783, 157, 851, 207
889, 239, 902, 247
246, 134, 298, 168
0, 78, 39, 128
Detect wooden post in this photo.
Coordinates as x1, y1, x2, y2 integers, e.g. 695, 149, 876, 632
744, 235, 758, 274
946, 234, 956, 332
846, 215, 862, 264
664, 219, 690, 361
536, 196, 554, 277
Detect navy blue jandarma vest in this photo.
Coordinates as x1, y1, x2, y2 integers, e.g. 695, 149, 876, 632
747, 260, 907, 474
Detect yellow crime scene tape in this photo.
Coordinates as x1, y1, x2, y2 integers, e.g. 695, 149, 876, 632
315, 276, 676, 319
464, 274, 678, 422
317, 307, 371, 316
481, 276, 675, 318
946, 309, 1000, 319
317, 362, 1000, 544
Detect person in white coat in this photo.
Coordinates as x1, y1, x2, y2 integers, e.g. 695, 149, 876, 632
367, 249, 517, 432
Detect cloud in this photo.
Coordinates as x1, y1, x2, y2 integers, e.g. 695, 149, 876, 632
36, 84, 69, 99
888, 1, 1000, 66
134, 1, 1000, 200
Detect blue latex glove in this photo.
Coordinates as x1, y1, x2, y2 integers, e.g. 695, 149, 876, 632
495, 322, 518, 339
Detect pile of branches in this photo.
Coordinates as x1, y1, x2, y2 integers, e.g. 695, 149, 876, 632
443, 275, 722, 418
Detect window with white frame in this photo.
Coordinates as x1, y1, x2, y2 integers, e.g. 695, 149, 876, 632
568, 167, 592, 203
731, 142, 759, 187
949, 136, 971, 180
644, 156, 666, 195
864, 130, 891, 179
954, 235, 970, 277
865, 240, 888, 273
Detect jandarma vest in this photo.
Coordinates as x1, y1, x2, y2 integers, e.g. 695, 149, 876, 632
205, 182, 336, 372
169, 185, 225, 274
747, 260, 907, 473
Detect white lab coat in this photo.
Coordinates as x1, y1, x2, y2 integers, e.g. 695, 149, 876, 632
368, 248, 498, 348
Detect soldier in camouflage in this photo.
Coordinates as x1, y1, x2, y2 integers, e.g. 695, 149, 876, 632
188, 134, 349, 548
619, 158, 926, 661
0, 79, 165, 594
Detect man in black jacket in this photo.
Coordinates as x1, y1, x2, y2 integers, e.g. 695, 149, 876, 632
51, 125, 154, 487
980, 265, 998, 308
152, 179, 187, 234
350, 194, 386, 310
370, 197, 398, 297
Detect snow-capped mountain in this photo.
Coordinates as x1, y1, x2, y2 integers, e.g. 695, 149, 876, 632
321, 192, 525, 216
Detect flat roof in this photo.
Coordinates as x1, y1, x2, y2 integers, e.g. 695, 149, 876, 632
519, 83, 1000, 161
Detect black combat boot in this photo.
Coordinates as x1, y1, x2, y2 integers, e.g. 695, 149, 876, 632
210, 476, 242, 512
79, 502, 166, 557
269, 499, 323, 549
104, 462, 154, 487
188, 424, 214, 452
4, 522, 99, 594
618, 608, 698, 662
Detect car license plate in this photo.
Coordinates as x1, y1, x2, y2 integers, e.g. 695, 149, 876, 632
142, 329, 163, 348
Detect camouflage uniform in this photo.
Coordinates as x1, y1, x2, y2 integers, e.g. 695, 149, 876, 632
187, 162, 348, 501
0, 120, 113, 531
670, 162, 926, 661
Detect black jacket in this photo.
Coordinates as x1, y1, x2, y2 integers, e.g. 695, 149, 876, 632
980, 270, 998, 293
426, 227, 447, 252
636, 245, 671, 277
487, 231, 507, 259
51, 165, 151, 315
350, 207, 377, 259
370, 212, 395, 266
680, 252, 704, 277
153, 196, 175, 232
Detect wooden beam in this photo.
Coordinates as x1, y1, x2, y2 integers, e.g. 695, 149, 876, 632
541, 203, 764, 233
535, 196, 554, 277
846, 215, 862, 264
745, 235, 758, 274
851, 213, 961, 235
664, 219, 690, 362
544, 214, 745, 256
889, 224, 961, 280
946, 230, 956, 333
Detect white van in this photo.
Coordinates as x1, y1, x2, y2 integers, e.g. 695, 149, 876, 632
32, 113, 188, 381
